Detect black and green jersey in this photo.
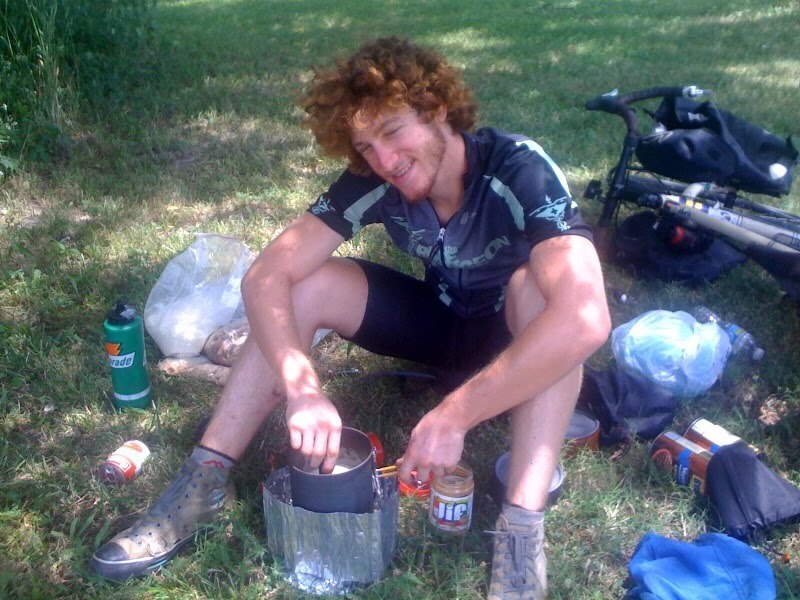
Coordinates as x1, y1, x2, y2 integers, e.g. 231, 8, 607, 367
308, 127, 592, 318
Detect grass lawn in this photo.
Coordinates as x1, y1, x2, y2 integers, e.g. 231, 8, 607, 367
1, 0, 800, 597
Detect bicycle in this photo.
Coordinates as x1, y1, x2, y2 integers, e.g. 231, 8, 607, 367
583, 85, 800, 303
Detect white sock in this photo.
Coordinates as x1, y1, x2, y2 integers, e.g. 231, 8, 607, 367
503, 503, 544, 528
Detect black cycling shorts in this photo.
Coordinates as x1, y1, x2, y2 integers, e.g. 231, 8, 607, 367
344, 259, 512, 382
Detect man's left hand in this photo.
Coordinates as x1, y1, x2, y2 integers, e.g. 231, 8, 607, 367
398, 404, 466, 484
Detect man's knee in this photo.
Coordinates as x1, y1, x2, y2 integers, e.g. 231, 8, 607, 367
290, 257, 368, 340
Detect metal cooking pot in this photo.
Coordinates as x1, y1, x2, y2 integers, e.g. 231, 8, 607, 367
289, 427, 376, 514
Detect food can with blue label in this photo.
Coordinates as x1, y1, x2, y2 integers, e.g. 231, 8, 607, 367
429, 462, 474, 533
683, 418, 744, 453
650, 431, 712, 495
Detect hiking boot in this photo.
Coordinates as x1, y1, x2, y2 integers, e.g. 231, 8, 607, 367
91, 457, 235, 581
487, 506, 547, 599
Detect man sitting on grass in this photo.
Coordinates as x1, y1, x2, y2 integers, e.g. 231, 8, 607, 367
92, 36, 610, 599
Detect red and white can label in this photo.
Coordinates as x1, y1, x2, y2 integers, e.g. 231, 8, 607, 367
103, 440, 151, 481
429, 490, 473, 532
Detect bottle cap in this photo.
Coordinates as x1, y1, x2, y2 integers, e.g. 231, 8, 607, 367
752, 347, 765, 361
398, 469, 432, 500
107, 302, 138, 325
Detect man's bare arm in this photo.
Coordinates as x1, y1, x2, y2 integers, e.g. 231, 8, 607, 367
448, 234, 610, 425
399, 235, 611, 481
241, 213, 346, 470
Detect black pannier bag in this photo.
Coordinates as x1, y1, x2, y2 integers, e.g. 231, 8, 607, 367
577, 365, 679, 446
612, 211, 747, 285
706, 442, 800, 543
635, 96, 798, 196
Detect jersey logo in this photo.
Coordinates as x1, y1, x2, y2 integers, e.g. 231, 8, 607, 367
389, 216, 411, 230
390, 217, 432, 258
529, 195, 571, 231
444, 236, 511, 268
459, 211, 477, 225
310, 195, 334, 215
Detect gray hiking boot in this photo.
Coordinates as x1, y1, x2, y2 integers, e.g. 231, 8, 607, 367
487, 506, 547, 599
91, 457, 235, 581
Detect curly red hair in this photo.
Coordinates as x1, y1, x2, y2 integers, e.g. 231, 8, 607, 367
302, 37, 477, 174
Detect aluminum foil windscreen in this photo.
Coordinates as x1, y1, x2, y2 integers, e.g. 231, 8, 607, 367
263, 468, 399, 595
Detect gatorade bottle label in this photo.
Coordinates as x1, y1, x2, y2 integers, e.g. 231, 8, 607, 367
106, 343, 136, 368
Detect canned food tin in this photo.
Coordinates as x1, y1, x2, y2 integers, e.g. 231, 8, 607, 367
429, 462, 474, 533
97, 440, 151, 486
565, 410, 600, 454
490, 452, 564, 507
683, 418, 743, 453
650, 432, 712, 495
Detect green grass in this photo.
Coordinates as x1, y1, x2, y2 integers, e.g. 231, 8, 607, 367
2, 0, 800, 597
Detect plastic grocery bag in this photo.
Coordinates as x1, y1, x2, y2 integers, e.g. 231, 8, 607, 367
611, 310, 731, 398
145, 235, 254, 357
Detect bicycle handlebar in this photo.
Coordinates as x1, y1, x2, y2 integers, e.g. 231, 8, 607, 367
585, 85, 711, 134
590, 85, 713, 236
585, 85, 710, 112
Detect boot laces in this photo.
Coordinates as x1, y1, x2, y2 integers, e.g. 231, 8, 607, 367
486, 527, 544, 590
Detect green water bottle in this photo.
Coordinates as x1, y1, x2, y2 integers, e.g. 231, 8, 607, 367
103, 302, 152, 410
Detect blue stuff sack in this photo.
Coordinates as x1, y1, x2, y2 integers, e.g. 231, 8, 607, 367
611, 310, 731, 398
626, 532, 776, 600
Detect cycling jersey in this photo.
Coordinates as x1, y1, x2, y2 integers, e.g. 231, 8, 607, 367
308, 127, 592, 317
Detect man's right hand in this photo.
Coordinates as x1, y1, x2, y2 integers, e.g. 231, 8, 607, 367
285, 391, 342, 474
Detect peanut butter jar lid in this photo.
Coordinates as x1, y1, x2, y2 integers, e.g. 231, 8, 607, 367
399, 470, 432, 500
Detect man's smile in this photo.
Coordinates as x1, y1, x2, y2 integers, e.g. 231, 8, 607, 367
390, 160, 413, 182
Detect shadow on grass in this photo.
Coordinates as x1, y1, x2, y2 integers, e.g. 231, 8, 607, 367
32, 0, 798, 212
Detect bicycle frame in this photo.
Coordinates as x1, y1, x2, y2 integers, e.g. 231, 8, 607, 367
640, 193, 800, 253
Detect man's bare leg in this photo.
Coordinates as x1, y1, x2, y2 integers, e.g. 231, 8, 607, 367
506, 367, 582, 509
488, 262, 583, 600
91, 258, 368, 580
502, 260, 583, 508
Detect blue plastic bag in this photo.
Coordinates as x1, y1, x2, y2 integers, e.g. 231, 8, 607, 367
611, 310, 731, 398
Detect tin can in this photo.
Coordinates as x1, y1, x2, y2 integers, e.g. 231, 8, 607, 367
650, 432, 712, 495
97, 440, 151, 486
683, 418, 744, 453
491, 452, 564, 507
103, 302, 151, 410
564, 410, 600, 455
429, 462, 474, 533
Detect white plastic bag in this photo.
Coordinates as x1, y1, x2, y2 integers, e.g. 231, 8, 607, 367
145, 235, 254, 357
611, 310, 731, 398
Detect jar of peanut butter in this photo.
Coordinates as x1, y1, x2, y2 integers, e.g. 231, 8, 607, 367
429, 462, 474, 533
